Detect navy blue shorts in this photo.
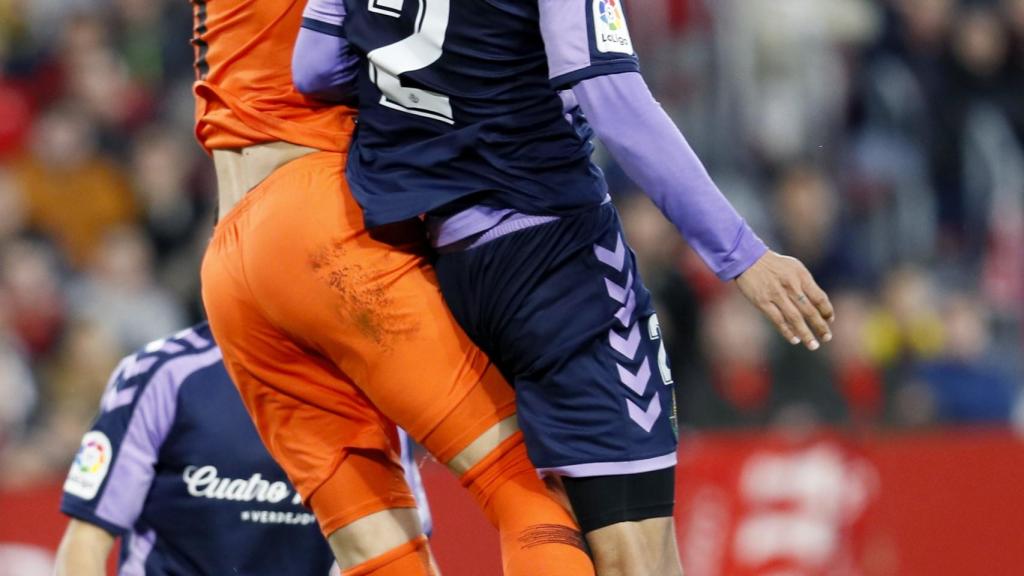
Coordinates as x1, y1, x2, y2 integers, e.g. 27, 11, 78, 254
435, 203, 678, 476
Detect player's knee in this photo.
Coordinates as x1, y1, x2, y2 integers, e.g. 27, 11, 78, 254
560, 467, 675, 535
327, 508, 427, 572
442, 414, 519, 476
336, 535, 437, 576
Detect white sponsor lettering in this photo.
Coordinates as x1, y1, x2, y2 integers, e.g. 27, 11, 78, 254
240, 510, 318, 526
182, 465, 291, 504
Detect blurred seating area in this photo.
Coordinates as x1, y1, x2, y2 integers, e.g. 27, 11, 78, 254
618, 0, 1024, 431
0, 0, 1021, 489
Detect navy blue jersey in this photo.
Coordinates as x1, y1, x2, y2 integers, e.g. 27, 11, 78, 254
60, 324, 432, 575
60, 323, 334, 575
342, 0, 640, 225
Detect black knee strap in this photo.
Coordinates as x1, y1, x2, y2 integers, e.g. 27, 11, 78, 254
561, 466, 675, 534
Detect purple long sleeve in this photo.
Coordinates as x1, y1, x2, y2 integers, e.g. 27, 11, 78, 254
572, 72, 767, 280
291, 0, 359, 102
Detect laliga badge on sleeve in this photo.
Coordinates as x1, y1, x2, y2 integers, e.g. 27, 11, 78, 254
593, 0, 634, 55
64, 431, 113, 500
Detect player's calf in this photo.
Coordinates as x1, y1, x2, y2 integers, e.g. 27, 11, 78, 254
420, 406, 594, 575
459, 432, 594, 576
585, 517, 682, 576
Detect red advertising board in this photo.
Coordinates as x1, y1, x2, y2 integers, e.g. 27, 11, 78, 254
2, 430, 1022, 575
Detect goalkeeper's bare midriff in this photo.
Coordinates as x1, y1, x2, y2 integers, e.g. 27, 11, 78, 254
212, 142, 319, 220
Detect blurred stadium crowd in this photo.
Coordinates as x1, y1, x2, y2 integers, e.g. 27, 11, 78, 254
0, 0, 1021, 489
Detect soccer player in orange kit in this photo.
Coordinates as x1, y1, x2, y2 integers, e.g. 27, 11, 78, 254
191, 1, 594, 575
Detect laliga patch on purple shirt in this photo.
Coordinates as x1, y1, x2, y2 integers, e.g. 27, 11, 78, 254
64, 431, 114, 500
593, 0, 633, 54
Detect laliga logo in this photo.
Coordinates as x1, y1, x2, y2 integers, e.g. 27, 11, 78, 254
65, 431, 113, 500
74, 439, 109, 474
598, 0, 624, 31
593, 0, 632, 54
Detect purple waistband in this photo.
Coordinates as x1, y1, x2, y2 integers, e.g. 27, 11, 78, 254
427, 205, 515, 248
468, 213, 560, 249
429, 196, 612, 252
429, 207, 559, 252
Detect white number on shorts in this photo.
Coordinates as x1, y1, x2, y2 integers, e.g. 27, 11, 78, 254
366, 0, 454, 124
647, 314, 674, 385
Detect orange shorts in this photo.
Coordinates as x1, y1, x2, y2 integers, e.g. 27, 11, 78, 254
201, 151, 516, 535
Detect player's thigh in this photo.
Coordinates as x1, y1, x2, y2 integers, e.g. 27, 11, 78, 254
435, 203, 678, 473
236, 153, 516, 463
202, 164, 418, 536
204, 225, 392, 470
205, 291, 420, 538
217, 323, 420, 537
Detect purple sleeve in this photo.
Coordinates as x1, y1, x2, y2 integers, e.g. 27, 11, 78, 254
573, 72, 768, 280
303, 0, 345, 27
292, 0, 359, 101
91, 369, 177, 530
60, 334, 224, 534
539, 0, 640, 89
59, 354, 177, 534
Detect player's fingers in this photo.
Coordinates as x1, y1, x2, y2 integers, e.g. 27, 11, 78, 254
760, 300, 800, 346
787, 283, 832, 343
802, 277, 835, 324
774, 290, 819, 351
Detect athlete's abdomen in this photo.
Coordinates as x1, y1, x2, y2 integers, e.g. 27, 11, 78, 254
191, 0, 354, 153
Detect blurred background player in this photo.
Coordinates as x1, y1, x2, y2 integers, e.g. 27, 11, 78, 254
296, 0, 833, 574
191, 0, 593, 574
54, 322, 432, 575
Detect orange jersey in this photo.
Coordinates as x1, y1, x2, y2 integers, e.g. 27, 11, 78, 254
191, 0, 354, 153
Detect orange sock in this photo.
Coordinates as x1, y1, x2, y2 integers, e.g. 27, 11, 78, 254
342, 535, 436, 576
461, 433, 595, 576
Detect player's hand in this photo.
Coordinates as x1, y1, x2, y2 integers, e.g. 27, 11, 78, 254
734, 251, 834, 351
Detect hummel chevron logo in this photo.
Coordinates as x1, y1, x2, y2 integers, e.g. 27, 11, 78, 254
122, 355, 160, 380
594, 235, 625, 271
609, 323, 641, 359
614, 289, 636, 327
102, 385, 138, 413
627, 391, 662, 433
604, 270, 633, 304
617, 357, 651, 396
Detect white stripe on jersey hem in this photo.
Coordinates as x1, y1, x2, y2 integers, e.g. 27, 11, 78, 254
536, 451, 677, 478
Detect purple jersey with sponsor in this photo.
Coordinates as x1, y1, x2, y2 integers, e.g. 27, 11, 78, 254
60, 323, 431, 575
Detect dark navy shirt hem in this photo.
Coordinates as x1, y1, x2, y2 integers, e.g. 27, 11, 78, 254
300, 17, 344, 37
550, 61, 640, 90
61, 505, 129, 537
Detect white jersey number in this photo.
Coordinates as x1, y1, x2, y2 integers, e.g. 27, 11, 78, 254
647, 314, 674, 385
367, 0, 454, 124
